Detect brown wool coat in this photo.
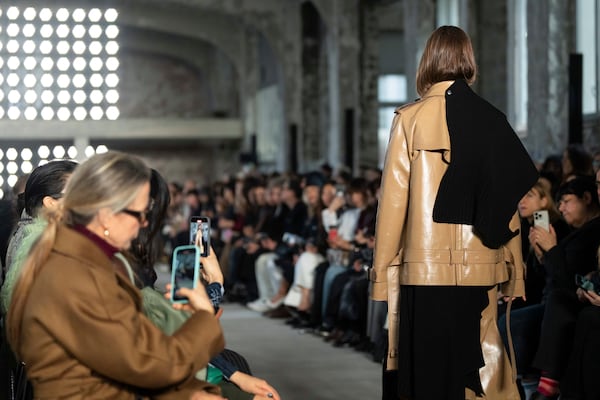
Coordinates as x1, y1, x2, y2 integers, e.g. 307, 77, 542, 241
16, 225, 224, 399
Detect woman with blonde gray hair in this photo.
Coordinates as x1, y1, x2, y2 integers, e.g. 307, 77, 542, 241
6, 151, 225, 399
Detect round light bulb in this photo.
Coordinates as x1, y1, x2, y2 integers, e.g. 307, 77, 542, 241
104, 9, 118, 23
73, 90, 86, 104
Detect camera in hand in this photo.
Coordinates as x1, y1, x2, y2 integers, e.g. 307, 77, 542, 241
274, 232, 305, 264
349, 245, 374, 272
282, 232, 305, 247
575, 272, 600, 295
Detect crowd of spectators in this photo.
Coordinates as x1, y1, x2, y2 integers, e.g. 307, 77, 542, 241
0, 143, 598, 399
158, 143, 600, 399
158, 162, 386, 360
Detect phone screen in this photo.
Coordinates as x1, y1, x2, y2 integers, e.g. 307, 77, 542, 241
190, 216, 210, 257
170, 245, 199, 303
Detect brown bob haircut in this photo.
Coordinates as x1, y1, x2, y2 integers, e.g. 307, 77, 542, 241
416, 26, 477, 97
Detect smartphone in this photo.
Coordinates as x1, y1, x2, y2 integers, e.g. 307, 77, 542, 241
328, 226, 338, 241
190, 216, 210, 257
335, 184, 345, 197
170, 245, 200, 303
533, 210, 550, 232
575, 274, 600, 295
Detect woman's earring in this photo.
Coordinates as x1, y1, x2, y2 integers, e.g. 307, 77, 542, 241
104, 229, 110, 237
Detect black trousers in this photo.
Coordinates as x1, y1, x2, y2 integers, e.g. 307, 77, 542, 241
309, 262, 329, 327
533, 288, 584, 379
560, 305, 600, 400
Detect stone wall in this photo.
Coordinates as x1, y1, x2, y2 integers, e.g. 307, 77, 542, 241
122, 141, 243, 185
1, 0, 598, 191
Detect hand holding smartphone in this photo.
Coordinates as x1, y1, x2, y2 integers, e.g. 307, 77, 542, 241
328, 225, 339, 242
170, 245, 200, 304
190, 216, 211, 257
575, 273, 600, 295
533, 210, 550, 232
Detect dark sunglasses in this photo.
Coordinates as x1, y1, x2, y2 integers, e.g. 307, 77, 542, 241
120, 208, 149, 224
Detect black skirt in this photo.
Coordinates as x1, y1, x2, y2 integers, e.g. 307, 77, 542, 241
396, 285, 490, 400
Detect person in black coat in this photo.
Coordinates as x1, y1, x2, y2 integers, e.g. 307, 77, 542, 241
528, 177, 600, 400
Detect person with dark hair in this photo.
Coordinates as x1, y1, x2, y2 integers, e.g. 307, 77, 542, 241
125, 169, 280, 400
6, 152, 225, 399
320, 163, 333, 181
540, 154, 564, 198
562, 144, 594, 182
319, 178, 375, 341
1, 160, 78, 313
596, 168, 600, 202
528, 176, 600, 399
0, 162, 76, 400
496, 178, 570, 396
372, 26, 537, 399
560, 246, 600, 400
0, 199, 15, 284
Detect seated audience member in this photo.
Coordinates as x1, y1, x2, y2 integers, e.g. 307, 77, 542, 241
246, 232, 283, 312
561, 144, 594, 182
330, 232, 375, 349
559, 246, 600, 400
322, 181, 377, 344
163, 181, 188, 249
529, 177, 600, 400
282, 237, 325, 327
540, 154, 563, 197
316, 178, 366, 335
262, 233, 305, 319
0, 160, 77, 400
279, 172, 328, 326
258, 178, 309, 318
251, 176, 330, 314
596, 168, 600, 201
497, 178, 569, 396
1, 160, 78, 314
125, 169, 280, 400
593, 149, 600, 173
6, 151, 225, 399
0, 198, 13, 287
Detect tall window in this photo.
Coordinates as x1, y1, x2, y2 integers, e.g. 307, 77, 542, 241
436, 0, 461, 27
577, 0, 599, 115
507, 0, 528, 134
378, 74, 407, 166
0, 6, 119, 121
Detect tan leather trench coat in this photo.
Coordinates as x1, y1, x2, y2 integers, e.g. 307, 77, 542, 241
17, 225, 225, 399
372, 81, 525, 399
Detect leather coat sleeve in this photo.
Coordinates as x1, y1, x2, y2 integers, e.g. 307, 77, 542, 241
372, 112, 410, 301
500, 212, 526, 297
40, 267, 225, 391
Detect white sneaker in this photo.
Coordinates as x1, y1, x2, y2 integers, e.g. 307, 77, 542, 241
247, 299, 271, 313
266, 297, 284, 310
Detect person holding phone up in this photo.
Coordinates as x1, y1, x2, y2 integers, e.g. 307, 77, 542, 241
129, 169, 280, 400
6, 152, 226, 400
496, 178, 570, 395
527, 177, 600, 400
560, 246, 600, 400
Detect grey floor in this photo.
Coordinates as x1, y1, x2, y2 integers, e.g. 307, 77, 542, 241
156, 264, 382, 400
219, 303, 382, 400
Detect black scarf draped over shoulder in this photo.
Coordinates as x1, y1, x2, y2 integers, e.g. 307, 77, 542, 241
432, 79, 538, 249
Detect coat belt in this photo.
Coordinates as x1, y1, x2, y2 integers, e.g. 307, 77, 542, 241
403, 248, 505, 264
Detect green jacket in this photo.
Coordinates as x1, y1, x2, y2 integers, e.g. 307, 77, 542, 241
1, 218, 47, 315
